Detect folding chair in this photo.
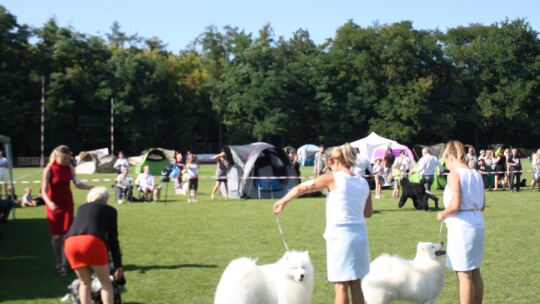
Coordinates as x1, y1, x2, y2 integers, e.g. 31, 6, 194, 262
256, 179, 283, 199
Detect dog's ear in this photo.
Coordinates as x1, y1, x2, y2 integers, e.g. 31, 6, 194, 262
303, 251, 310, 258
283, 251, 291, 261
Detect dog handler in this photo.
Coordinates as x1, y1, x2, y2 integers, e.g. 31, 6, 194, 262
437, 140, 485, 304
64, 187, 123, 304
274, 143, 373, 304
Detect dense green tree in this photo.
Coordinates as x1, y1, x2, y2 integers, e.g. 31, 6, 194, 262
0, 6, 38, 155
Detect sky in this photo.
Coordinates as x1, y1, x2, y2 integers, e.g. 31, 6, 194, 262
2, 0, 539, 53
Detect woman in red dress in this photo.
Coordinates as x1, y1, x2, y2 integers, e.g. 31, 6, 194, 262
41, 145, 93, 276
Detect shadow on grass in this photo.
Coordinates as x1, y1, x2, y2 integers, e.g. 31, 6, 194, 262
0, 217, 75, 302
124, 263, 217, 274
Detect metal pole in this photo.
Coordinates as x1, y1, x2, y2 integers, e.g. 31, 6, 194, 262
40, 77, 45, 168
111, 98, 114, 155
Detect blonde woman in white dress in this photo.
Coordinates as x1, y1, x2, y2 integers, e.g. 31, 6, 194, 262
274, 143, 373, 304
437, 140, 485, 304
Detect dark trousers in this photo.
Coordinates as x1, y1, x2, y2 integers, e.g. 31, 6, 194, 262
509, 170, 521, 191
422, 175, 439, 208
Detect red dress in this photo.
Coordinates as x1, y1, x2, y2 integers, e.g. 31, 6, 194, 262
45, 162, 74, 235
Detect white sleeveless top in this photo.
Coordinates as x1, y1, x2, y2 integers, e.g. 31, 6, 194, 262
443, 167, 485, 228
326, 171, 369, 226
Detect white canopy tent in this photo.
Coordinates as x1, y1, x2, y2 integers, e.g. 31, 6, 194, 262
351, 132, 396, 160
297, 144, 319, 166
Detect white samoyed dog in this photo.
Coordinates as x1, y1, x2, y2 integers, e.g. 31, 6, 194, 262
214, 251, 314, 304
362, 242, 446, 304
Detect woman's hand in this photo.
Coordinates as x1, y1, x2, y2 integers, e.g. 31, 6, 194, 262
114, 267, 124, 281
47, 201, 57, 211
437, 212, 445, 221
273, 201, 286, 215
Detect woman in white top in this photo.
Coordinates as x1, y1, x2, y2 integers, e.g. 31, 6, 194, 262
274, 143, 373, 304
437, 140, 485, 304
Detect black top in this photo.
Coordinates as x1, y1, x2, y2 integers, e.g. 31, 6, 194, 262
384, 153, 395, 168
66, 202, 122, 268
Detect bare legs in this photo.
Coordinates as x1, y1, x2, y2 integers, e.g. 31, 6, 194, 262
456, 269, 484, 304
210, 181, 228, 200
73, 264, 114, 304
334, 280, 364, 304
52, 234, 67, 275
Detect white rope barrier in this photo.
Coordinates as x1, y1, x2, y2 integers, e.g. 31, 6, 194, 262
0, 170, 531, 185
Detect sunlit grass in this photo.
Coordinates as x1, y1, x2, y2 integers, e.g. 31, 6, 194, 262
1, 164, 538, 303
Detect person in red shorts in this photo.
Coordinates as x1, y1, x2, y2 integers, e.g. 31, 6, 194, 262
64, 186, 123, 304
41, 145, 93, 276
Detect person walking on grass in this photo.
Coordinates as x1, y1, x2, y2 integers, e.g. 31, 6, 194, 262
437, 140, 485, 304
186, 152, 199, 203
274, 143, 373, 304
42, 145, 93, 276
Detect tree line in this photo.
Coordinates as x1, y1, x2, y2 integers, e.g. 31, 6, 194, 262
1, 5, 539, 157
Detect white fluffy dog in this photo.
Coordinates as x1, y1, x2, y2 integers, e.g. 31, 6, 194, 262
214, 251, 314, 304
362, 242, 446, 304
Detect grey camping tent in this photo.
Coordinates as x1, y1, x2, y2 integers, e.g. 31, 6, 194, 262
222, 143, 300, 199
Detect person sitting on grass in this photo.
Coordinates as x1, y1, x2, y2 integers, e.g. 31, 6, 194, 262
135, 166, 155, 202
21, 187, 38, 207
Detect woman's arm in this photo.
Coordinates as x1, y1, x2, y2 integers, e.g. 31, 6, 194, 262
273, 173, 334, 215
107, 208, 123, 278
437, 171, 461, 221
41, 166, 56, 210
364, 192, 373, 218
71, 167, 93, 190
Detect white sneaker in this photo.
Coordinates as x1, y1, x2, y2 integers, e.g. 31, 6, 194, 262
375, 195, 381, 199
187, 198, 192, 203
118, 199, 124, 204
193, 199, 198, 203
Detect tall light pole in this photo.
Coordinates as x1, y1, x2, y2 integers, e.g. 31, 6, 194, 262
111, 98, 114, 155
40, 77, 45, 168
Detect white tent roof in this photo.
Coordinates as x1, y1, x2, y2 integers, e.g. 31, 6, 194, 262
350, 132, 396, 160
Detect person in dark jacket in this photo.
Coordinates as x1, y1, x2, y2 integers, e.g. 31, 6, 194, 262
64, 186, 123, 304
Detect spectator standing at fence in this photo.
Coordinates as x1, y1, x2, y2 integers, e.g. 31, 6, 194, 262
383, 148, 395, 186
493, 149, 506, 191
465, 147, 478, 170
532, 149, 540, 192
372, 158, 383, 199
210, 151, 230, 200
42, 145, 93, 276
186, 152, 199, 203
0, 150, 8, 199
314, 144, 327, 177
289, 149, 301, 177
113, 151, 129, 174
507, 148, 522, 192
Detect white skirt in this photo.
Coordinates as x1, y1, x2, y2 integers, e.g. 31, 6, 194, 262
446, 224, 485, 271
324, 224, 370, 282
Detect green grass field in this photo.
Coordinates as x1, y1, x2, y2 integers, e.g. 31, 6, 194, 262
1, 164, 539, 303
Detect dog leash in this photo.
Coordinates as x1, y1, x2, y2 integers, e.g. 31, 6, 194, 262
438, 221, 444, 243
275, 215, 290, 251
